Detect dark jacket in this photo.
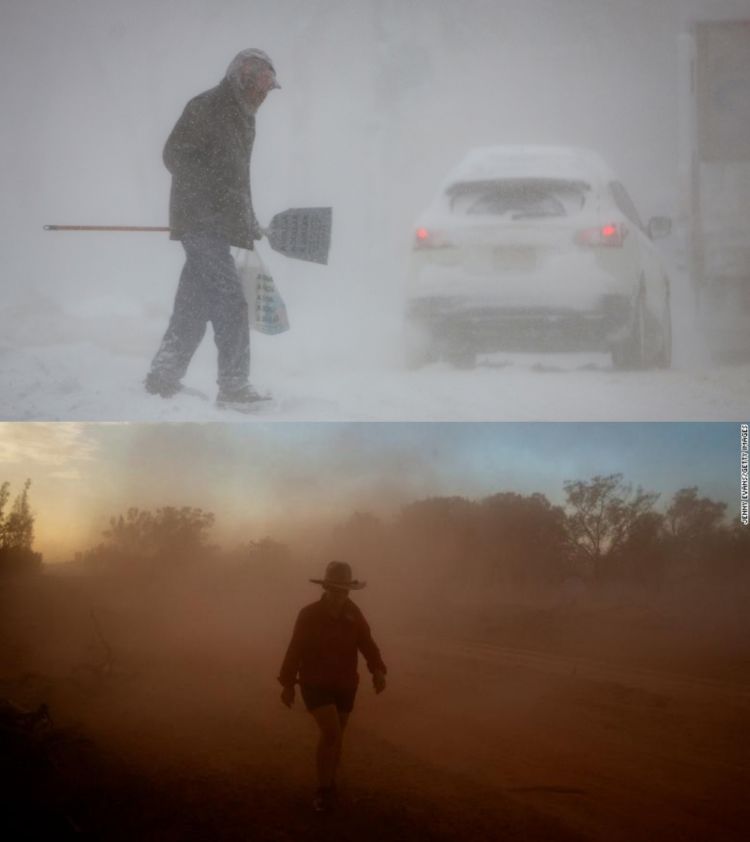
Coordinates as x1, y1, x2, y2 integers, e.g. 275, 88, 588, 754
164, 78, 259, 249
278, 597, 387, 691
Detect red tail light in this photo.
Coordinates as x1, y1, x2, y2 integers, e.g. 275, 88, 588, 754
575, 222, 628, 247
414, 227, 453, 249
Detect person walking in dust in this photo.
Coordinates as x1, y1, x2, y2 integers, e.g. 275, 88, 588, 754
145, 49, 280, 411
278, 561, 387, 812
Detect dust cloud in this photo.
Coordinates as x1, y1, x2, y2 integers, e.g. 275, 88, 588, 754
2, 506, 748, 840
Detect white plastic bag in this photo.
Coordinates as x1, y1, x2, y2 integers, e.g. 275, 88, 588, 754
233, 247, 290, 335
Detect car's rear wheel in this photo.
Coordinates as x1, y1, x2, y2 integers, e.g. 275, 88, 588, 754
611, 288, 647, 370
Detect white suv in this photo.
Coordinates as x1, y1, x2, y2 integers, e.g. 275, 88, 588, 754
405, 146, 672, 369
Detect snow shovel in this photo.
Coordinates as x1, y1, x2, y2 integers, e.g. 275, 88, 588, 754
265, 206, 332, 265
44, 206, 333, 265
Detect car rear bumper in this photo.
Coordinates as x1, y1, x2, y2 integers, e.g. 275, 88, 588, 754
406, 295, 632, 352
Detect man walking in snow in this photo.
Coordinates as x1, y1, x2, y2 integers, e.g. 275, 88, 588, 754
145, 49, 280, 410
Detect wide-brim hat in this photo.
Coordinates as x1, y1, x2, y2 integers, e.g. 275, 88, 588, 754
310, 560, 366, 591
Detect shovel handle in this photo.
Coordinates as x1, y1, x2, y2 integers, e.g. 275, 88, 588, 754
43, 225, 171, 232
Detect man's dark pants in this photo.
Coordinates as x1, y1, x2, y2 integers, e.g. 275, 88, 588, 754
149, 232, 249, 391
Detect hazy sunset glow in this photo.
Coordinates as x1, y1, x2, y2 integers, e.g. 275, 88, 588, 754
0, 422, 740, 562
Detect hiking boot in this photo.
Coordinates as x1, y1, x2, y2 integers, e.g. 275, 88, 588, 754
215, 384, 272, 411
144, 372, 182, 398
312, 786, 335, 813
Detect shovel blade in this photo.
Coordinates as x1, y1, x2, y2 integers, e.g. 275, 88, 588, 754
267, 207, 332, 264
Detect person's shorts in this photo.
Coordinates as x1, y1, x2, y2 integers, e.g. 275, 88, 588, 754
300, 684, 357, 714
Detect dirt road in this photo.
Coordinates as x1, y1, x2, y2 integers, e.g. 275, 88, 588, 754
365, 636, 750, 841
3, 575, 748, 840
5, 632, 743, 841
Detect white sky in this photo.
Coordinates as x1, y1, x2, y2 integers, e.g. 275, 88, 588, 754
2, 0, 749, 329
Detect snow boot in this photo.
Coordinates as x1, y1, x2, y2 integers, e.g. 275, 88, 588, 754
215, 383, 272, 412
144, 372, 183, 398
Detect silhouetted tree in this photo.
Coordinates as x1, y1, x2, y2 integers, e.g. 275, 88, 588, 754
476, 492, 569, 586
610, 510, 667, 585
563, 474, 659, 580
0, 480, 42, 575
0, 482, 9, 531
664, 488, 738, 581
87, 505, 215, 568
1, 480, 34, 550
395, 496, 478, 579
666, 487, 727, 542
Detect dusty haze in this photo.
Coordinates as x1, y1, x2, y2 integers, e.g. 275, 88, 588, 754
0, 421, 740, 562
2, 508, 749, 839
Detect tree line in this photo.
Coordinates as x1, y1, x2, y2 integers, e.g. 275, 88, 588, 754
333, 474, 748, 590
4, 474, 748, 589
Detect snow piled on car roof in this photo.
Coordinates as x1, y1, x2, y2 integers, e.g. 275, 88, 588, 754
442, 146, 614, 188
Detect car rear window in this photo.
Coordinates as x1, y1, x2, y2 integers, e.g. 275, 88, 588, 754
446, 179, 589, 218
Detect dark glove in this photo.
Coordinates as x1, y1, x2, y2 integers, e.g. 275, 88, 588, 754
251, 219, 265, 241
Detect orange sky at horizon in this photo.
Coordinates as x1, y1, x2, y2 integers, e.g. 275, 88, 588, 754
0, 422, 740, 564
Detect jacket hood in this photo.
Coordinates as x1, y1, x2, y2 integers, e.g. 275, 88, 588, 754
225, 48, 280, 91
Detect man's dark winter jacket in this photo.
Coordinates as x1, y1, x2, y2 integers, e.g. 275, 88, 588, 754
164, 78, 259, 249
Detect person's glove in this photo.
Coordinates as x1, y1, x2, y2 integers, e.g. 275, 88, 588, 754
251, 219, 266, 241
372, 670, 386, 694
280, 684, 295, 708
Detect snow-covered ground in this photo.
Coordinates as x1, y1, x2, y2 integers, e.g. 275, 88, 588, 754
0, 278, 746, 421
3, 347, 746, 422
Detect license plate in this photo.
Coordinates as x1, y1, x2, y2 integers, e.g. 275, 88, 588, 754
493, 246, 536, 271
